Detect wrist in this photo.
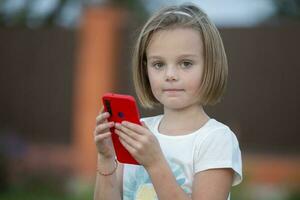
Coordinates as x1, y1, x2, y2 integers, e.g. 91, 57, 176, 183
97, 158, 118, 176
97, 155, 118, 176
145, 156, 167, 175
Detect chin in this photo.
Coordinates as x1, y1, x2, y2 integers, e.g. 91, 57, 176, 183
155, 95, 191, 109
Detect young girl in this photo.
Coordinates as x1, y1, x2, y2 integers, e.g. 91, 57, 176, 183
93, 3, 242, 200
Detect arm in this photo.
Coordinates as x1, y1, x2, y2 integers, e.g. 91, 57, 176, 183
146, 157, 191, 200
192, 168, 233, 200
93, 155, 123, 200
146, 159, 233, 200
93, 107, 123, 200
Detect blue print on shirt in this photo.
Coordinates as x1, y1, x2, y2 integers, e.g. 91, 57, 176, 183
123, 159, 189, 200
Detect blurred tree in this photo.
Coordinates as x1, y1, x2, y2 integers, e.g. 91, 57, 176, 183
110, 0, 147, 18
0, 0, 147, 29
275, 0, 300, 19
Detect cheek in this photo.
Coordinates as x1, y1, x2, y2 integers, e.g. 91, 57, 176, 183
186, 82, 200, 94
147, 69, 161, 93
185, 71, 203, 93
149, 76, 160, 92
147, 67, 157, 83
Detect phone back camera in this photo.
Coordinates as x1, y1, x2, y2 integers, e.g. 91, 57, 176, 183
118, 112, 124, 118
104, 100, 112, 115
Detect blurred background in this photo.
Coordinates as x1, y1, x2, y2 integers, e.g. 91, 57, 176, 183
0, 0, 299, 199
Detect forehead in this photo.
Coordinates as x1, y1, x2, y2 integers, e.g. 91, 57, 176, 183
146, 27, 204, 57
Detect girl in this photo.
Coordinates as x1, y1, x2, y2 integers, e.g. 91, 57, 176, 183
93, 3, 242, 200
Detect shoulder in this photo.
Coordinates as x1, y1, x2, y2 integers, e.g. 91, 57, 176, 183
140, 114, 163, 129
206, 118, 232, 133
193, 119, 243, 186
199, 118, 239, 145
194, 118, 242, 169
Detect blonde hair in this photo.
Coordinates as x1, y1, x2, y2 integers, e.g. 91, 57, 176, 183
132, 3, 228, 108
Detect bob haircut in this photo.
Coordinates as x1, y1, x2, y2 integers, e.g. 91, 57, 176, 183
132, 3, 228, 108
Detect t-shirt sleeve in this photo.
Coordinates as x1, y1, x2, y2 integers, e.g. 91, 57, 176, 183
193, 128, 243, 186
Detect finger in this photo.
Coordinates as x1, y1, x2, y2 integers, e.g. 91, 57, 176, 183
94, 132, 111, 142
96, 112, 110, 125
115, 129, 139, 148
95, 121, 114, 134
94, 122, 114, 136
115, 123, 142, 140
121, 121, 147, 135
119, 136, 137, 155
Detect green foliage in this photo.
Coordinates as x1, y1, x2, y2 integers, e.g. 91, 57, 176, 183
287, 190, 300, 200
274, 0, 300, 18
0, 175, 93, 200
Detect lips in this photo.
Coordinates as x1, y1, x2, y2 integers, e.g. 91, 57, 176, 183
163, 89, 184, 91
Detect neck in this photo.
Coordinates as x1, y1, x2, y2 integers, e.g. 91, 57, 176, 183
159, 104, 210, 135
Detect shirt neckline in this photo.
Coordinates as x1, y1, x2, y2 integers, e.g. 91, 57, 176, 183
153, 114, 214, 139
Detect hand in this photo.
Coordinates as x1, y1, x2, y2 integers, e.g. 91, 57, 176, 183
93, 106, 115, 159
114, 121, 164, 169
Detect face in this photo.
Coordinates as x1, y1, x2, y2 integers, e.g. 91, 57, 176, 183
146, 27, 205, 110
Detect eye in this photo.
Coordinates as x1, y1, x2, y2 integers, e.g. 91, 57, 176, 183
152, 62, 164, 69
181, 60, 193, 69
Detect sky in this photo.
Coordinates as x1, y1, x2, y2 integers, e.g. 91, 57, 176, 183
145, 0, 278, 27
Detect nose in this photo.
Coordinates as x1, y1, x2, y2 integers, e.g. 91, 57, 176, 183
165, 66, 178, 81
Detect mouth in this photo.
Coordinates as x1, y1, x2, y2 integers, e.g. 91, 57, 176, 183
163, 89, 184, 92
163, 89, 183, 91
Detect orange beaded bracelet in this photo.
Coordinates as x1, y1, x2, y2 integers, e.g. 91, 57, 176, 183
97, 158, 118, 176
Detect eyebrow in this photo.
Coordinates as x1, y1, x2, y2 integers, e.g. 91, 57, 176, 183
147, 54, 199, 60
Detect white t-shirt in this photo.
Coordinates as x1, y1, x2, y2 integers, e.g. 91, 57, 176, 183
123, 115, 242, 200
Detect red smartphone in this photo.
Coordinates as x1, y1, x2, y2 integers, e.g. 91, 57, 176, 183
102, 93, 141, 165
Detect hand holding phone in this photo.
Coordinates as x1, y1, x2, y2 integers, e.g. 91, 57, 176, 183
94, 107, 115, 159
102, 93, 141, 165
